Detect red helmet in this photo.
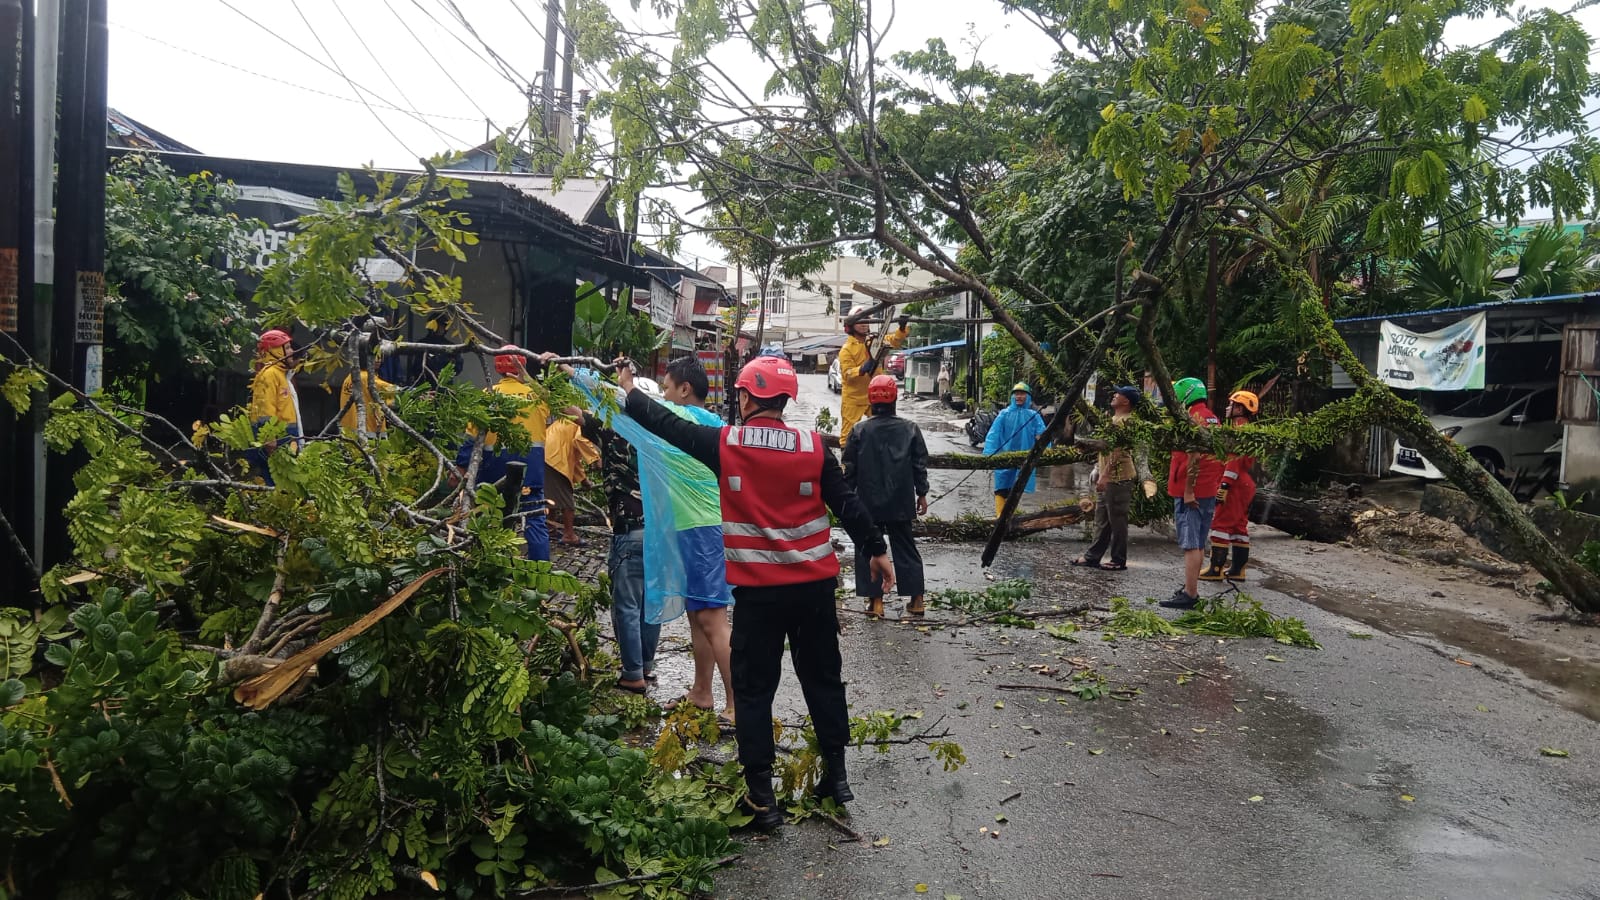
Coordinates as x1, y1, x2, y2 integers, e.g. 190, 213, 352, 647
868, 374, 898, 404
494, 350, 527, 376
257, 329, 292, 354
734, 355, 798, 401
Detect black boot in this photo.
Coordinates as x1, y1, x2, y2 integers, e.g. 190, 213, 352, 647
812, 750, 854, 805
1226, 545, 1250, 580
1198, 545, 1229, 581
740, 769, 785, 830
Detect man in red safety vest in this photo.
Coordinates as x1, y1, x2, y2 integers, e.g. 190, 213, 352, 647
616, 355, 894, 830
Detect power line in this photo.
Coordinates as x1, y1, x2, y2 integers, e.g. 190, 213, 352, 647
439, 0, 532, 87
213, 0, 476, 148
328, 0, 458, 150
379, 0, 498, 126
288, 0, 421, 159
112, 21, 484, 123
403, 0, 528, 94
507, 0, 548, 47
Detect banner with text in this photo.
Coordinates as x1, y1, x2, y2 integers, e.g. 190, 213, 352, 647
1378, 312, 1486, 391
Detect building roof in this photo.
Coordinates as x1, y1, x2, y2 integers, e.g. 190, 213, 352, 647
445, 171, 614, 227
896, 338, 968, 356
112, 149, 647, 287
1333, 292, 1598, 328
106, 108, 201, 154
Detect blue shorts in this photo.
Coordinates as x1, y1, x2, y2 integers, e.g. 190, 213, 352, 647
684, 595, 733, 612
1173, 496, 1217, 551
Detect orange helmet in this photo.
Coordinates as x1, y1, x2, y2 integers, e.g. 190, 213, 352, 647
734, 355, 798, 400
494, 350, 527, 376
1228, 390, 1260, 415
868, 374, 899, 404
257, 329, 292, 354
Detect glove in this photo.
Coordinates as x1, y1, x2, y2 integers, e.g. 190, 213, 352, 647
896, 314, 910, 329
859, 356, 878, 374
1215, 482, 1230, 504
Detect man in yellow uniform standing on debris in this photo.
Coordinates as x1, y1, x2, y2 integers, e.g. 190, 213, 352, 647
837, 311, 909, 444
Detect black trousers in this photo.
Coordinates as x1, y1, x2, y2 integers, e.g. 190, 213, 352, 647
730, 578, 849, 772
854, 519, 926, 597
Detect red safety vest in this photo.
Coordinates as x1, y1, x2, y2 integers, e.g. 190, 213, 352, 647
718, 422, 840, 587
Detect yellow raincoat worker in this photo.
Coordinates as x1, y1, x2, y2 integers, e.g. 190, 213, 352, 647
339, 369, 398, 439
247, 329, 302, 485
837, 312, 909, 443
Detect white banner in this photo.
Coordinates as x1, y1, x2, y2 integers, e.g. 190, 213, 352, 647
1378, 312, 1487, 391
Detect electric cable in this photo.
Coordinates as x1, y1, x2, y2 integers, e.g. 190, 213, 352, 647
112, 21, 482, 122
213, 0, 476, 148
329, 0, 459, 149
289, 0, 422, 158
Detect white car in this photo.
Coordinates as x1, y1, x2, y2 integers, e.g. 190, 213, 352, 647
828, 357, 842, 393
1390, 386, 1562, 481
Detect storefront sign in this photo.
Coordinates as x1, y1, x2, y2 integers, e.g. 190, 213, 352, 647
1379, 312, 1486, 391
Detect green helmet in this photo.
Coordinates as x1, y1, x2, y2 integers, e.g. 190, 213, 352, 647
1011, 382, 1032, 394
1173, 377, 1207, 407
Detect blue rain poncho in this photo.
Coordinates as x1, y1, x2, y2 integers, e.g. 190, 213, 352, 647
574, 371, 732, 624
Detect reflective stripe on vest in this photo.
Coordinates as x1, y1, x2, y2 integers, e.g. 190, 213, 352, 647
718, 422, 840, 587
722, 513, 830, 543
724, 542, 836, 565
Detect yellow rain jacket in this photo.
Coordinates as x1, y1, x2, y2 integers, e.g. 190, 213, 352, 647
544, 417, 599, 485
249, 344, 299, 432
838, 325, 908, 444
339, 372, 398, 437
471, 376, 548, 447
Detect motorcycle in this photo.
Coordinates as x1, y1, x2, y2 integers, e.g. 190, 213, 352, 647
965, 408, 996, 448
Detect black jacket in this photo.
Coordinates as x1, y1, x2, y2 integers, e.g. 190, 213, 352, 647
841, 415, 929, 523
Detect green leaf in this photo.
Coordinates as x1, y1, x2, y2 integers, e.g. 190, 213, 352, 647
1540, 747, 1570, 758
0, 678, 25, 706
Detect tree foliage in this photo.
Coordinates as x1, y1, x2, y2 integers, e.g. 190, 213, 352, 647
0, 169, 745, 898
102, 154, 260, 387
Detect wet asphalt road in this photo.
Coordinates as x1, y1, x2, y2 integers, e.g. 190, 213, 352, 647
647, 376, 1600, 899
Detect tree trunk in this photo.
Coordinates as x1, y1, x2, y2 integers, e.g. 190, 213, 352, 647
1247, 487, 1366, 543
1303, 299, 1600, 611
913, 503, 1089, 541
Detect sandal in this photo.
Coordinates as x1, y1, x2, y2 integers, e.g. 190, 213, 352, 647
614, 679, 648, 695
1099, 562, 1128, 571
717, 713, 736, 730
1069, 557, 1100, 568
662, 694, 714, 713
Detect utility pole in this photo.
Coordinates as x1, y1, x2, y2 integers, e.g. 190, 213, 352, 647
24, 0, 59, 570
43, 0, 107, 569
1, 0, 25, 595
560, 0, 575, 153
539, 0, 560, 171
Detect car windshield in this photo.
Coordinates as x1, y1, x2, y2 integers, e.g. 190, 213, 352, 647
1442, 389, 1529, 418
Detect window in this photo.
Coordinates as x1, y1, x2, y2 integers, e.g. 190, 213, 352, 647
767, 286, 786, 315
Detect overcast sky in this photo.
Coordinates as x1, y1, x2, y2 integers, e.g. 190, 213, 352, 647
106, 0, 1598, 266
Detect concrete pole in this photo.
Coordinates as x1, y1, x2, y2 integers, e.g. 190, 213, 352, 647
27, 0, 60, 566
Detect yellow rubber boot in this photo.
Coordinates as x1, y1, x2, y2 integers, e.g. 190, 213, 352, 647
994, 494, 1007, 518
866, 597, 885, 618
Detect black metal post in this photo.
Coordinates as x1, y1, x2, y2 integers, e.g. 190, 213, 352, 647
0, 0, 25, 594
42, 0, 103, 569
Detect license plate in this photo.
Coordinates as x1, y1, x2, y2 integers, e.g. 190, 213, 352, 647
1397, 448, 1421, 465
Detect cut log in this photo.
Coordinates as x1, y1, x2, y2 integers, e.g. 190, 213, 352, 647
1247, 487, 1369, 543
913, 503, 1091, 541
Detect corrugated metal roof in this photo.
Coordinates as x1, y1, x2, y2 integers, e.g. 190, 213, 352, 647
1334, 292, 1597, 325
896, 338, 968, 355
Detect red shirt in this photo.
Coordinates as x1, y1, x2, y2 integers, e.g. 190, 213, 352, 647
1168, 402, 1225, 499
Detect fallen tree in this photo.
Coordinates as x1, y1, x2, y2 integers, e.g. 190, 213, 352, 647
572, 0, 1600, 611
